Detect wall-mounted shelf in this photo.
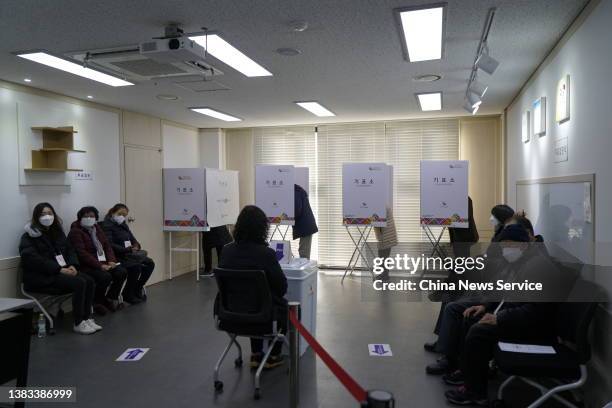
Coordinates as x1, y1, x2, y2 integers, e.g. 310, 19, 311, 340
28, 126, 86, 172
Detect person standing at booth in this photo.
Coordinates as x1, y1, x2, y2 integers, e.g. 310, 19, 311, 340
69, 206, 127, 314
293, 184, 318, 259
19, 202, 101, 335
201, 225, 233, 275
100, 203, 155, 302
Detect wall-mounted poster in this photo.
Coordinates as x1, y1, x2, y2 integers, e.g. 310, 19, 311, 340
163, 168, 207, 231
206, 169, 240, 227
255, 165, 295, 225
295, 167, 309, 195
420, 160, 469, 228
342, 163, 390, 227
555, 74, 570, 123
522, 110, 531, 143
553, 137, 568, 163
533, 96, 546, 136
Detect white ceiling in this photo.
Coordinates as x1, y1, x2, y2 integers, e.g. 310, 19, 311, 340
0, 0, 588, 128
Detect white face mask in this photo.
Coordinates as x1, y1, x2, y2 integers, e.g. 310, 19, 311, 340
502, 247, 523, 263
39, 215, 54, 227
81, 217, 96, 228
113, 215, 126, 224
489, 215, 500, 227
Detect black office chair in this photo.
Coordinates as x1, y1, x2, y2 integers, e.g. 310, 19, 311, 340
493, 279, 601, 408
212, 268, 287, 400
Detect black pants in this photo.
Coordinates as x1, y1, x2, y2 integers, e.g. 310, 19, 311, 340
251, 303, 288, 356
123, 259, 155, 299
435, 301, 481, 364
204, 245, 223, 273
84, 266, 127, 301
462, 323, 500, 396
27, 273, 95, 325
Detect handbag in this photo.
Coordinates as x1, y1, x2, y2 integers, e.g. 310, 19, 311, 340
125, 249, 148, 263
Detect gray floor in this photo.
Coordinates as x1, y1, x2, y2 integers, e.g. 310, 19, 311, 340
23, 273, 565, 408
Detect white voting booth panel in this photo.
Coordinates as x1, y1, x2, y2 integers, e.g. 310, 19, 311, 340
295, 167, 309, 195
206, 169, 240, 227
282, 259, 318, 357
342, 163, 390, 227
163, 168, 208, 231
420, 160, 469, 228
255, 165, 295, 225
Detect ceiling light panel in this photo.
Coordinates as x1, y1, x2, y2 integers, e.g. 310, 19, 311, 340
17, 52, 133, 87
416, 92, 442, 111
396, 4, 446, 62
189, 34, 272, 77
295, 101, 335, 117
189, 107, 242, 122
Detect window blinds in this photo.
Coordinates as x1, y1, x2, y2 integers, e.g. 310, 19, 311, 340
253, 119, 458, 268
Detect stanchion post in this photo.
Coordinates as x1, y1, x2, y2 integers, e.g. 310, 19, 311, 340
361, 390, 395, 408
289, 301, 301, 408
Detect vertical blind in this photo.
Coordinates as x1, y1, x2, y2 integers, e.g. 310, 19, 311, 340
254, 119, 458, 268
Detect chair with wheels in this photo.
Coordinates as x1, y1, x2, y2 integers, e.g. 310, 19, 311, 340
493, 279, 601, 408
212, 268, 287, 400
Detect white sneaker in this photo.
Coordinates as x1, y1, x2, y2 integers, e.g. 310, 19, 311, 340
73, 321, 96, 335
86, 319, 102, 331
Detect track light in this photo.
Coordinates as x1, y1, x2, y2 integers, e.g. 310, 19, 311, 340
463, 100, 479, 115
467, 92, 482, 108
475, 49, 499, 75
469, 80, 488, 98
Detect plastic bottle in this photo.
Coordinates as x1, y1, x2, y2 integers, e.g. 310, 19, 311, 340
37, 313, 46, 338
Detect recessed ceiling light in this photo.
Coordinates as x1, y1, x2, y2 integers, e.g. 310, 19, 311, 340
16, 52, 133, 87
413, 74, 442, 82
295, 101, 336, 117
416, 92, 442, 111
276, 47, 301, 57
189, 107, 242, 122
23, 78, 32, 83
189, 34, 272, 77
86, 95, 93, 99
156, 94, 179, 101
395, 5, 445, 62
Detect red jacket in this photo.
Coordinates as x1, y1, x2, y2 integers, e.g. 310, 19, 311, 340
68, 221, 117, 270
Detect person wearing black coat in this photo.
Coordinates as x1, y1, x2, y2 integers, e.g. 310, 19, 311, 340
100, 203, 154, 302
19, 202, 100, 335
201, 225, 232, 275
293, 184, 318, 259
218, 205, 288, 370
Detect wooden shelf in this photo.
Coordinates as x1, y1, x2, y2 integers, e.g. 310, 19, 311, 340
37, 148, 86, 153
31, 126, 78, 134
25, 168, 83, 172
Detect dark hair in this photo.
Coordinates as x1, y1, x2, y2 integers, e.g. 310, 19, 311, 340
106, 203, 129, 219
491, 204, 515, 224
232, 205, 269, 245
512, 215, 535, 236
31, 202, 62, 234
77, 206, 100, 221
497, 224, 530, 243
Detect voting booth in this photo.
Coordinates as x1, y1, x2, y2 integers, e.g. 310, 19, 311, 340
255, 164, 299, 241
420, 160, 469, 257
281, 259, 318, 357
163, 168, 240, 280
341, 163, 393, 280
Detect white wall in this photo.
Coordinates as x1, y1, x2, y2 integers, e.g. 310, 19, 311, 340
0, 85, 121, 296
505, 1, 612, 404
199, 128, 225, 169
162, 122, 200, 168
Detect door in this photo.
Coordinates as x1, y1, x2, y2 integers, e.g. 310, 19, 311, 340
124, 146, 165, 285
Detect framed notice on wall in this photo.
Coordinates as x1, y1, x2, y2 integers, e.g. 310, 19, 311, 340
420, 160, 469, 228
163, 168, 207, 231
206, 169, 240, 227
555, 74, 570, 123
342, 163, 391, 227
533, 97, 546, 136
255, 165, 295, 225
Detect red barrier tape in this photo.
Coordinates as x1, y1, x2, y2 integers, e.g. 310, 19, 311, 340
289, 309, 367, 403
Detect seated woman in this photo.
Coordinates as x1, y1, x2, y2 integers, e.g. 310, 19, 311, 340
68, 206, 127, 314
100, 203, 154, 303
19, 202, 101, 335
218, 205, 288, 370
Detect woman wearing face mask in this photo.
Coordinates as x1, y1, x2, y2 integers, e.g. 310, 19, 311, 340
68, 206, 128, 314
100, 204, 154, 303
19, 203, 101, 335
489, 204, 515, 242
